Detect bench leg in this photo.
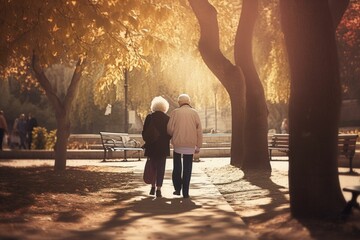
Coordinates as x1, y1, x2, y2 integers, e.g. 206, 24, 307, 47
349, 156, 354, 174
269, 149, 272, 161
102, 149, 107, 162
122, 150, 128, 162
341, 192, 360, 218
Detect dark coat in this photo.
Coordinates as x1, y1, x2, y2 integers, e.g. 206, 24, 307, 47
142, 111, 171, 158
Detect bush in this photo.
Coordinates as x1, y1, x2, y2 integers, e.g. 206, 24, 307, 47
31, 127, 48, 149
45, 129, 57, 150
31, 127, 57, 150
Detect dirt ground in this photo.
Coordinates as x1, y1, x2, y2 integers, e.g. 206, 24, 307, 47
203, 164, 360, 240
0, 162, 359, 240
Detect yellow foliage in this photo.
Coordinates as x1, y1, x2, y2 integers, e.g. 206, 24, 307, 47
0, 0, 289, 124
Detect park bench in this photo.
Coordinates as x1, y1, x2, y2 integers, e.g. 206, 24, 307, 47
341, 185, 360, 218
99, 132, 143, 161
268, 133, 358, 173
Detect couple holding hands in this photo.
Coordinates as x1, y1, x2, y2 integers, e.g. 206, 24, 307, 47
142, 94, 203, 199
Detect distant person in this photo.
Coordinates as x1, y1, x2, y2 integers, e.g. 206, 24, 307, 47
0, 110, 8, 150
142, 96, 171, 198
281, 118, 289, 134
12, 117, 19, 133
10, 116, 20, 149
27, 113, 38, 149
167, 94, 203, 198
17, 114, 27, 149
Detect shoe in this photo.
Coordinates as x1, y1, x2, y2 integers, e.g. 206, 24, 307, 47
149, 187, 155, 195
183, 195, 189, 198
156, 190, 162, 198
173, 190, 181, 196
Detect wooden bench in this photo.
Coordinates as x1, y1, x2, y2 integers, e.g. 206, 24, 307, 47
268, 133, 358, 173
268, 134, 290, 159
341, 185, 360, 218
99, 132, 143, 161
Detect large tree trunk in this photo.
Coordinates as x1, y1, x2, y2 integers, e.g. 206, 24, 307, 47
32, 52, 85, 171
189, 0, 246, 167
328, 0, 350, 27
280, 1, 346, 218
235, 0, 271, 173
54, 112, 71, 171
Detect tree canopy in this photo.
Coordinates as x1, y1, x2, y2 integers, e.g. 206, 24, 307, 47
0, 0, 358, 130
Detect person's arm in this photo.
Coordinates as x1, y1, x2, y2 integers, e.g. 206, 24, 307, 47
167, 112, 175, 137
195, 113, 203, 152
1, 117, 8, 133
142, 115, 151, 141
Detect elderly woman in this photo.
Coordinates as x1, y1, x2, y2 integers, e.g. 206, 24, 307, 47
142, 96, 171, 198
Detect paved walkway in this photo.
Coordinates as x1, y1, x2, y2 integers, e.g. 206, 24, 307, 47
117, 160, 257, 240
0, 158, 257, 240
1, 158, 358, 240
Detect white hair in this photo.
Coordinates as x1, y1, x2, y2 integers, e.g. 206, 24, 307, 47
178, 93, 191, 106
151, 96, 169, 113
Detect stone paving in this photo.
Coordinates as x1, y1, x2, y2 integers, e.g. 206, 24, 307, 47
1, 157, 359, 239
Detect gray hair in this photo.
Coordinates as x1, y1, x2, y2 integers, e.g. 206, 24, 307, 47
178, 93, 191, 106
151, 96, 169, 113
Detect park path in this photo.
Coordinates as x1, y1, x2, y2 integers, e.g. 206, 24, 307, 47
0, 158, 257, 240
111, 160, 257, 240
1, 157, 357, 239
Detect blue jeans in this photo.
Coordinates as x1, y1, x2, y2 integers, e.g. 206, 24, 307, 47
172, 151, 193, 197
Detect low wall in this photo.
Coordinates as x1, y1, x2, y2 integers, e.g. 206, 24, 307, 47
1, 133, 359, 169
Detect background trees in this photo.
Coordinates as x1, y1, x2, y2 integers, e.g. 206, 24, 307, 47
0, 0, 178, 170
0, 0, 358, 177
337, 1, 360, 101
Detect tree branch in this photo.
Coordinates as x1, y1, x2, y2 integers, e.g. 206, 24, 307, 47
31, 50, 63, 112
188, 0, 240, 91
234, 0, 258, 67
64, 56, 86, 111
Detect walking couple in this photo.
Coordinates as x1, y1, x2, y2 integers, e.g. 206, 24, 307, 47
142, 94, 203, 199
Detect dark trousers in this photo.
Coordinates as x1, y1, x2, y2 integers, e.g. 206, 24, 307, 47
0, 129, 4, 150
150, 155, 167, 187
172, 151, 193, 197
28, 131, 33, 149
18, 131, 27, 149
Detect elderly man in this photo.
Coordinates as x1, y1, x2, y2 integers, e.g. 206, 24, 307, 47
167, 94, 203, 198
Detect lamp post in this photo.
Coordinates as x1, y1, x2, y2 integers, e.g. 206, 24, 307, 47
124, 68, 129, 133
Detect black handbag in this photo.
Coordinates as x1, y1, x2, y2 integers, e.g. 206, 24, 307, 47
143, 158, 155, 184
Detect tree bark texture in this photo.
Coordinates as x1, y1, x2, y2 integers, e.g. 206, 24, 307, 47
280, 0, 345, 218
32, 52, 85, 171
189, 0, 246, 167
328, 0, 350, 27
235, 0, 271, 172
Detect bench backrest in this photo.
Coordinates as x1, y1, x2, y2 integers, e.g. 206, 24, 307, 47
269, 133, 358, 154
99, 132, 129, 148
269, 134, 289, 148
338, 134, 358, 155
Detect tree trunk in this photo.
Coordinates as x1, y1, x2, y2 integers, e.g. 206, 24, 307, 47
280, 1, 345, 218
32, 52, 85, 171
54, 113, 70, 171
189, 0, 246, 167
235, 0, 271, 173
328, 0, 350, 27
